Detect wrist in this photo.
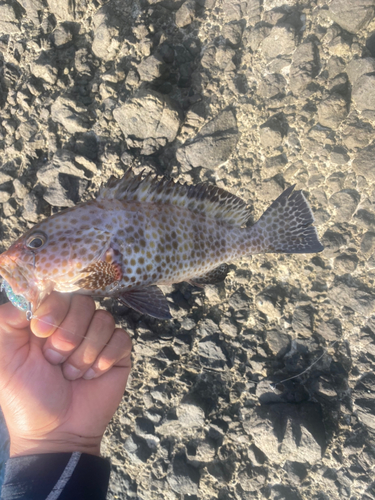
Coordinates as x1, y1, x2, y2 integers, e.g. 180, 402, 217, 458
10, 432, 102, 457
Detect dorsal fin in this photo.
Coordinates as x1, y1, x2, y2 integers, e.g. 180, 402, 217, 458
97, 169, 250, 226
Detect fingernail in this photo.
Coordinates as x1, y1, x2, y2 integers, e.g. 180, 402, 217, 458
45, 349, 65, 365
64, 364, 81, 380
34, 316, 56, 337
83, 368, 96, 380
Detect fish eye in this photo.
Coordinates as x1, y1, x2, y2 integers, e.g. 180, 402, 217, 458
26, 232, 47, 249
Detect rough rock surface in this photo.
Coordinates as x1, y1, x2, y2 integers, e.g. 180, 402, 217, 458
113, 90, 181, 155
0, 0, 375, 499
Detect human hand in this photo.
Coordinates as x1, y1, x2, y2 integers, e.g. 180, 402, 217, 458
0, 292, 132, 458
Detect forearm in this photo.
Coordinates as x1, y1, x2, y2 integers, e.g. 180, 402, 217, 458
1, 452, 111, 500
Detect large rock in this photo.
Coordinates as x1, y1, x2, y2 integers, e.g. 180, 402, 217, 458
156, 402, 205, 437
346, 57, 375, 85
353, 373, 375, 431
242, 403, 324, 465
18, 0, 43, 24
113, 90, 181, 155
176, 108, 238, 171
329, 0, 375, 33
329, 276, 375, 316
51, 96, 91, 134
0, 3, 20, 34
91, 0, 134, 61
329, 189, 361, 223
36, 150, 90, 207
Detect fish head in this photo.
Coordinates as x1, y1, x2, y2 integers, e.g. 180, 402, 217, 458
0, 227, 53, 311
0, 206, 111, 311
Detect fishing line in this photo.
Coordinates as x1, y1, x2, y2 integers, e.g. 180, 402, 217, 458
28, 313, 115, 349
269, 339, 340, 391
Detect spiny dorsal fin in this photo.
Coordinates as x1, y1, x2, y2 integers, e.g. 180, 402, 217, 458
98, 169, 250, 226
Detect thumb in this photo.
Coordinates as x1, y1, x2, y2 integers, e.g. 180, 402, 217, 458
0, 301, 31, 361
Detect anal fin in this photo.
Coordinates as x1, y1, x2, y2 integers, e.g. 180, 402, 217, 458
189, 263, 229, 287
118, 286, 172, 320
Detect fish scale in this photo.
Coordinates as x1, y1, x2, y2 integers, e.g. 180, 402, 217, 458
0, 170, 324, 319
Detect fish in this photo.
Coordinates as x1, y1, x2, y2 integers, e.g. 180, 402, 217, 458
0, 169, 324, 319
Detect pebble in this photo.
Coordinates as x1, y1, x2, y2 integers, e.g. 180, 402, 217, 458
175, 0, 196, 28
199, 339, 227, 369
167, 455, 199, 494
289, 42, 319, 93
258, 73, 286, 99
261, 25, 296, 59
137, 55, 168, 82
352, 145, 375, 180
31, 51, 58, 85
317, 94, 348, 128
47, 0, 75, 21
352, 74, 375, 119
222, 22, 243, 48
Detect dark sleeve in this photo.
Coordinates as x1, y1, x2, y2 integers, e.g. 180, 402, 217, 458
1, 452, 111, 500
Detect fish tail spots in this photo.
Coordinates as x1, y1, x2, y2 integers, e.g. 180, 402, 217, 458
247, 186, 324, 254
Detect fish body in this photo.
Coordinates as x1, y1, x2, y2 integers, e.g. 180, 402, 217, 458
0, 170, 324, 319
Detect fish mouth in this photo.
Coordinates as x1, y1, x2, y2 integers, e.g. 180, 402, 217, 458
0, 253, 41, 311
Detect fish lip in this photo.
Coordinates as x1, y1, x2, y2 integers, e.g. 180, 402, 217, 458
0, 253, 40, 310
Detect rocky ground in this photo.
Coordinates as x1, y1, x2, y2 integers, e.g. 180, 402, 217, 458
1, 0, 375, 498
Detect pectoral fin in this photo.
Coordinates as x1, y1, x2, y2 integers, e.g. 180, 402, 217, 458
118, 286, 172, 320
77, 261, 122, 290
189, 263, 229, 287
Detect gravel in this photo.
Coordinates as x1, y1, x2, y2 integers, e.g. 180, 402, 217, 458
0, 0, 375, 498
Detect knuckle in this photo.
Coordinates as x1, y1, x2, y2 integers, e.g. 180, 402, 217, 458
115, 328, 132, 348
94, 310, 115, 330
74, 294, 96, 313
67, 347, 97, 370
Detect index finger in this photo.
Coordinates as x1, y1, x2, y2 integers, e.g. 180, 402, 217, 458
30, 292, 71, 338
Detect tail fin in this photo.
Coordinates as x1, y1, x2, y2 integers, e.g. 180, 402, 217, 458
248, 186, 324, 254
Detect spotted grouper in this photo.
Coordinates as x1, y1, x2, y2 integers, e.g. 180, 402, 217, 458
0, 169, 323, 319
